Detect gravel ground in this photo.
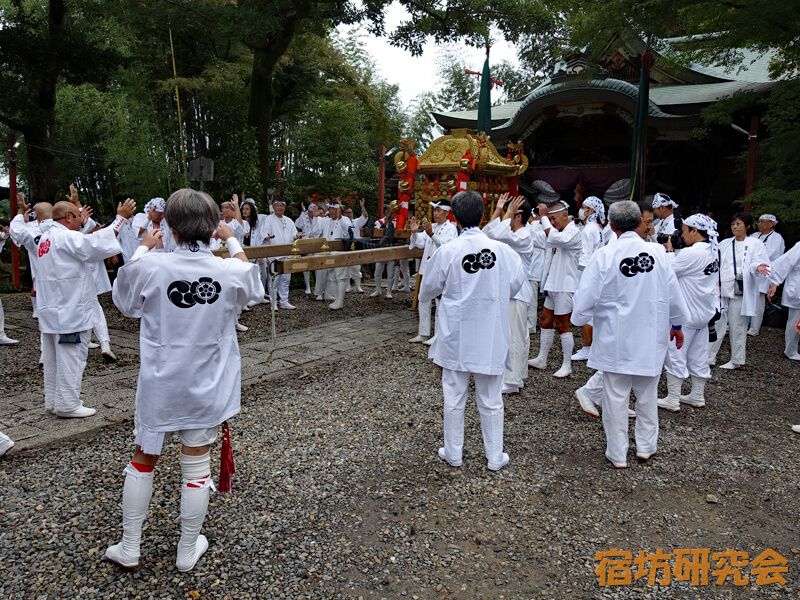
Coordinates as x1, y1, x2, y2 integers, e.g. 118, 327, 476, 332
1, 288, 800, 599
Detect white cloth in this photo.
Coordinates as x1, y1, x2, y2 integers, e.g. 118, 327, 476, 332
263, 214, 298, 246
441, 368, 505, 467
718, 236, 770, 316
541, 221, 582, 294
505, 298, 530, 388
36, 222, 122, 334
571, 231, 689, 377
9, 215, 44, 280
209, 219, 250, 250
664, 326, 711, 380
784, 308, 800, 358
418, 228, 529, 375
770, 242, 800, 309
667, 241, 718, 328
602, 372, 660, 467
578, 221, 604, 269
41, 329, 90, 413
527, 221, 547, 282
112, 244, 264, 454
749, 231, 784, 293
130, 213, 175, 252
482, 219, 535, 281
310, 215, 356, 242
709, 296, 748, 365
654, 213, 676, 239
410, 221, 457, 275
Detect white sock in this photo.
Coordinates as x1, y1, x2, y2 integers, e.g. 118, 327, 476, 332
560, 332, 574, 366
538, 328, 554, 359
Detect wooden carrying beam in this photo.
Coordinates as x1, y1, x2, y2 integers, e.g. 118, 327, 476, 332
273, 245, 423, 274
211, 238, 346, 259
360, 228, 412, 239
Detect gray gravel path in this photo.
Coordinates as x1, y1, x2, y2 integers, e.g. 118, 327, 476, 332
1, 287, 799, 599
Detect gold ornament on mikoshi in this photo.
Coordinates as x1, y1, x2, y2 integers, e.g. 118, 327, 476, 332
397, 161, 408, 173
459, 158, 471, 171
446, 180, 458, 193
399, 181, 411, 193
390, 200, 399, 211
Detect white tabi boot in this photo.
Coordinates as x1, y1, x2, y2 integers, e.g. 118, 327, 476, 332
657, 372, 682, 412
679, 376, 706, 408
329, 281, 347, 310
31, 295, 38, 319
370, 274, 383, 298
528, 328, 554, 369
553, 332, 573, 378
101, 341, 117, 363
106, 464, 154, 568
176, 453, 214, 573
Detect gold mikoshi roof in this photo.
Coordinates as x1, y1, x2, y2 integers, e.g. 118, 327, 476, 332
402, 129, 528, 176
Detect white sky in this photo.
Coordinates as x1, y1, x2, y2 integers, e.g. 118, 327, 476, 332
339, 1, 520, 109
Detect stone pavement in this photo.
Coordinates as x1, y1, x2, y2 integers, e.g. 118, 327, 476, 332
0, 306, 417, 452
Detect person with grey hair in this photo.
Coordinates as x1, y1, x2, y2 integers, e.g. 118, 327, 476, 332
309, 200, 355, 309
748, 214, 784, 336
108, 188, 264, 572
419, 191, 530, 472
572, 201, 689, 468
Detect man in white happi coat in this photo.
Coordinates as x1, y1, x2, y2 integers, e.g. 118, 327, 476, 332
526, 215, 547, 333
767, 241, 800, 360
36, 199, 136, 417
264, 197, 304, 310
295, 203, 316, 295
371, 204, 397, 299
343, 200, 369, 293
528, 200, 582, 378
408, 199, 457, 344
131, 197, 175, 253
574, 201, 657, 418
209, 197, 251, 329
657, 214, 720, 411
419, 191, 529, 472
0, 225, 19, 344
108, 188, 264, 572
572, 196, 606, 361
572, 201, 689, 468
652, 192, 678, 243
9, 194, 52, 320
309, 200, 355, 310
708, 212, 770, 369
748, 214, 785, 336
482, 194, 535, 394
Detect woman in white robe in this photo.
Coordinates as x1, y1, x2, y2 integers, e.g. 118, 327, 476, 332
107, 189, 264, 573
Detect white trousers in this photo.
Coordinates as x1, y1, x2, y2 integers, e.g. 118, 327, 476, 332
418, 294, 439, 337
785, 308, 800, 357
348, 265, 362, 285
665, 326, 711, 380
582, 370, 605, 407
0, 297, 6, 337
527, 280, 539, 332
709, 296, 748, 365
267, 263, 290, 305
602, 372, 660, 466
42, 330, 90, 413
393, 259, 410, 289
92, 296, 110, 344
506, 299, 531, 388
373, 261, 395, 287
442, 369, 504, 466
315, 267, 349, 296
749, 292, 766, 333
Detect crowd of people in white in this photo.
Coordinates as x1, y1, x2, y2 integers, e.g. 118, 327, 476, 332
0, 186, 799, 569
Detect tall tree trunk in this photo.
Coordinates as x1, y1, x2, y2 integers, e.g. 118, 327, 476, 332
22, 124, 59, 203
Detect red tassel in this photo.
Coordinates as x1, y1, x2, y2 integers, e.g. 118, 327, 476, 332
219, 421, 235, 494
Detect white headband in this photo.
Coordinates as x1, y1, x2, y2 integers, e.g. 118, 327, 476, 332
758, 213, 778, 224
652, 193, 678, 209
684, 213, 719, 252
547, 201, 568, 214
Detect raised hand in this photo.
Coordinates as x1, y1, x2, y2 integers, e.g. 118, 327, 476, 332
216, 222, 234, 241
80, 205, 93, 225
408, 216, 419, 233
117, 198, 136, 220
66, 184, 79, 206
140, 228, 163, 250
422, 218, 433, 236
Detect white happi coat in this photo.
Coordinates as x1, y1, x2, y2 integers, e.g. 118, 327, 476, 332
418, 227, 529, 375
210, 219, 250, 250
750, 230, 785, 293
130, 212, 175, 252
82, 217, 113, 295
310, 215, 356, 245
264, 214, 299, 248
667, 241, 719, 328
769, 242, 800, 309
9, 215, 45, 280
541, 221, 582, 293
112, 244, 264, 437
718, 236, 770, 316
527, 221, 547, 282
410, 220, 457, 275
654, 213, 676, 239
578, 221, 604, 269
571, 231, 689, 377
245, 214, 270, 246
483, 219, 535, 279
36, 222, 122, 334
295, 211, 313, 234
